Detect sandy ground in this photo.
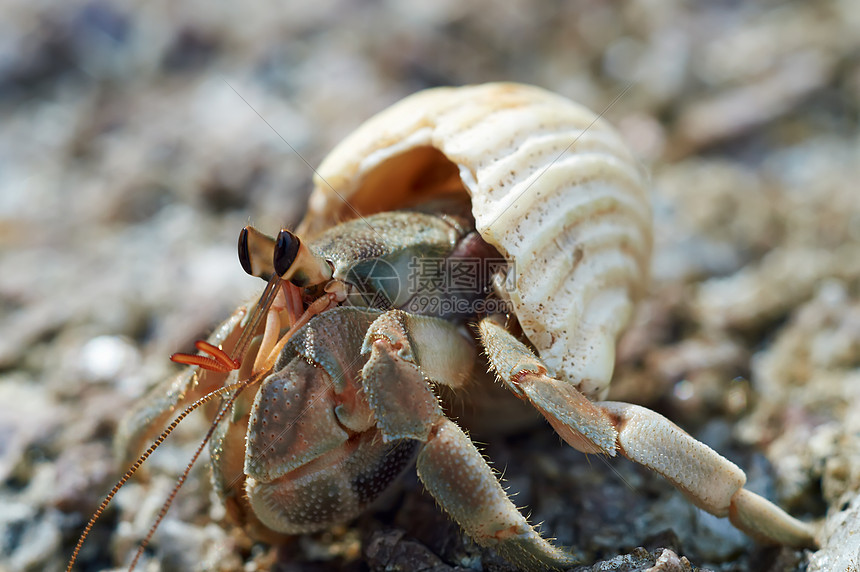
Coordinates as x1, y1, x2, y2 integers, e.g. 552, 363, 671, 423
1, 1, 859, 571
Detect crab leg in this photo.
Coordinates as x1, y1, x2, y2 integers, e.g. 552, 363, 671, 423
360, 310, 579, 570
597, 401, 820, 546
477, 316, 618, 456
477, 317, 820, 549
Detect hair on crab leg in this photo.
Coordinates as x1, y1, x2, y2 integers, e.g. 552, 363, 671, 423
586, 449, 638, 494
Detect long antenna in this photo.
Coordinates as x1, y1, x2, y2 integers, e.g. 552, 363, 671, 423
65, 380, 248, 572
126, 375, 254, 570
68, 270, 286, 571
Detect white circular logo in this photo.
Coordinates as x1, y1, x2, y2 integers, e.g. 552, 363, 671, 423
342, 258, 403, 310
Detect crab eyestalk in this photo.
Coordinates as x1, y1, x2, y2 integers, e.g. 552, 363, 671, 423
238, 226, 332, 288
234, 226, 338, 373
237, 226, 278, 280
273, 229, 333, 287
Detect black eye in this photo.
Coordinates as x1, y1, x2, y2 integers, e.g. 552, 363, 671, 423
274, 229, 301, 277
237, 227, 253, 276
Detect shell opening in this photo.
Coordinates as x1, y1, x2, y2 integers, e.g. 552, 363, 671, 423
333, 146, 469, 219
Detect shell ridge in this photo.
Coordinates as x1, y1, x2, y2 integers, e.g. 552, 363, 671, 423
473, 161, 650, 258
517, 221, 649, 308
504, 181, 651, 257
476, 129, 640, 187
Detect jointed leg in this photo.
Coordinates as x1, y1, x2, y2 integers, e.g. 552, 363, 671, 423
360, 310, 579, 569
417, 418, 579, 570
598, 401, 818, 545
478, 316, 618, 456
478, 317, 819, 548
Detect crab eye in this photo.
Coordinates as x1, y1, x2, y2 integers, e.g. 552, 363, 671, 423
238, 227, 254, 276
272, 229, 333, 287
237, 226, 277, 279
274, 229, 301, 277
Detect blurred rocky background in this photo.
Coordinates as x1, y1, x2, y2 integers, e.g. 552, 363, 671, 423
1, 1, 858, 571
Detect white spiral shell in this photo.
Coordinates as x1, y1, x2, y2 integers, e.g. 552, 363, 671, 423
298, 83, 652, 399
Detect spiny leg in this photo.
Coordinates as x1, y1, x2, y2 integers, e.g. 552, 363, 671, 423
477, 317, 617, 455
478, 317, 819, 549
360, 310, 578, 570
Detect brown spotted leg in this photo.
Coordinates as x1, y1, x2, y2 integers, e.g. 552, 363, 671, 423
360, 310, 580, 570
477, 317, 820, 549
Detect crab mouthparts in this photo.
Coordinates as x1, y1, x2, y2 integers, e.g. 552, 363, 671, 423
170, 272, 286, 374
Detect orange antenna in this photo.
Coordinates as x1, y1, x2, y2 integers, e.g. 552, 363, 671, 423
170, 339, 239, 372
65, 380, 249, 572
71, 229, 314, 570
169, 272, 283, 372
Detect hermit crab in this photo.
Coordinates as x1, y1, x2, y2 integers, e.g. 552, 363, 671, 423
68, 83, 818, 571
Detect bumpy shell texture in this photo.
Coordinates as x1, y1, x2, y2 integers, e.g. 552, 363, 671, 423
298, 83, 652, 399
